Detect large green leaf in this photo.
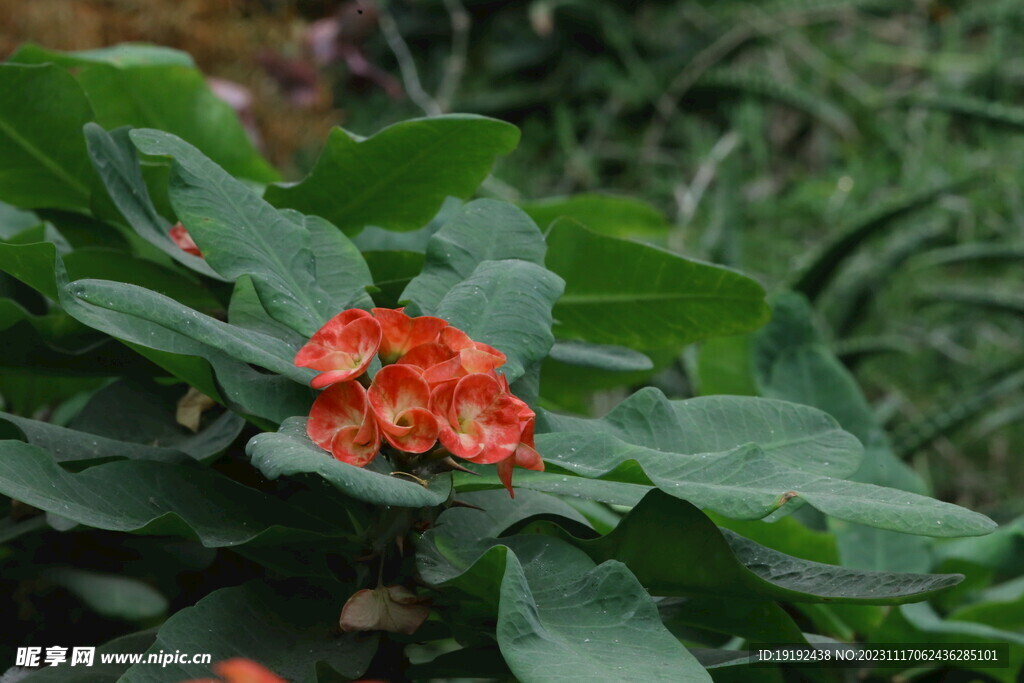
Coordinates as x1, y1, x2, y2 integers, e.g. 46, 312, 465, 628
417, 491, 709, 682
435, 259, 564, 382
84, 123, 225, 280
66, 278, 310, 383
129, 129, 341, 337
402, 199, 547, 315
0, 63, 95, 210
543, 391, 863, 477
11, 44, 277, 182
66, 377, 244, 462
537, 390, 995, 537
561, 490, 963, 604
301, 211, 375, 310
11, 42, 195, 68
753, 293, 932, 572
0, 409, 205, 465
121, 582, 377, 682
545, 220, 769, 349
0, 441, 347, 547
520, 193, 670, 240
265, 115, 520, 234
247, 417, 451, 507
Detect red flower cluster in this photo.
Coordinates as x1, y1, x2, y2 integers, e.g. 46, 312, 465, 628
295, 308, 543, 495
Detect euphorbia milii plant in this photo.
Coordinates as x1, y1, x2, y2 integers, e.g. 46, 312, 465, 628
296, 307, 543, 495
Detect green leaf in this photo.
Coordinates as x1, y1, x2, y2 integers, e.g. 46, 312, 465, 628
417, 491, 708, 682
11, 42, 195, 68
753, 293, 934, 572
498, 552, 709, 682
696, 334, 758, 396
0, 63, 95, 210
547, 340, 653, 372
545, 220, 769, 349
265, 115, 520, 234
44, 247, 310, 423
84, 123, 225, 280
544, 391, 863, 477
520, 193, 670, 240
121, 582, 377, 682
247, 417, 451, 507
0, 410, 189, 464
402, 198, 547, 314
227, 275, 305, 347
67, 377, 244, 462
0, 440, 345, 547
565, 490, 963, 604
537, 390, 995, 537
301, 211, 375, 310
66, 278, 310, 383
129, 128, 339, 336
435, 259, 564, 382
44, 567, 167, 620
658, 596, 806, 644
11, 43, 277, 182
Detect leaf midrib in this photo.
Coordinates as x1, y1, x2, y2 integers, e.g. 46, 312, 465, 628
0, 115, 89, 199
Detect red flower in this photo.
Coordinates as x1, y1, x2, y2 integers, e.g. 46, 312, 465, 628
180, 658, 286, 683
307, 380, 380, 465
421, 327, 506, 385
367, 364, 439, 453
431, 372, 522, 464
372, 307, 448, 363
294, 309, 382, 389
169, 222, 202, 257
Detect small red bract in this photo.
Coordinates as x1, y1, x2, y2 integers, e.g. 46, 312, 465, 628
296, 307, 544, 494
169, 222, 202, 258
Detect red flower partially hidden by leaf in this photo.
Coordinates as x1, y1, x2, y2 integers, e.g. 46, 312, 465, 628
295, 309, 382, 388
367, 364, 439, 453
180, 658, 286, 683
308, 381, 380, 465
169, 223, 202, 258
372, 308, 448, 363
340, 585, 431, 635
432, 372, 522, 464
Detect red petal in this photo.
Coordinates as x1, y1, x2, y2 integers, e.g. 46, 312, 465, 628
307, 381, 370, 450
496, 454, 515, 498
368, 365, 431, 420
373, 308, 447, 362
212, 658, 288, 683
380, 407, 438, 453
331, 422, 380, 466
397, 342, 455, 373
295, 311, 381, 387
